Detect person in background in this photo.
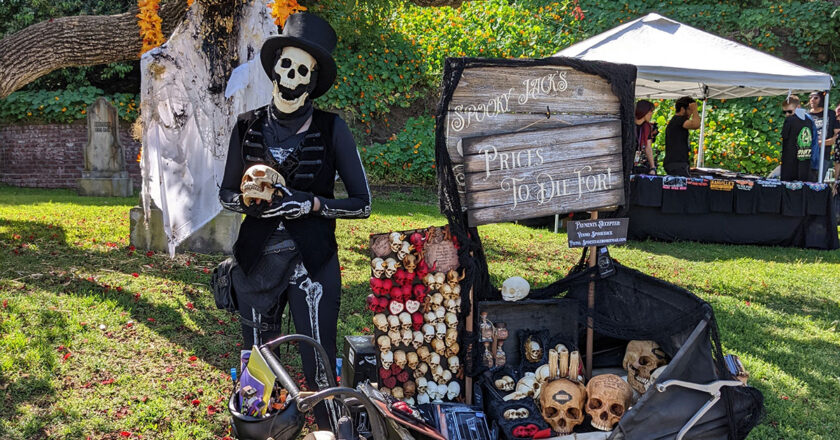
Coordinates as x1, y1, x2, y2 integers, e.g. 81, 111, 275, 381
807, 91, 838, 181
664, 96, 702, 176
633, 100, 657, 175
780, 95, 817, 181
834, 102, 840, 182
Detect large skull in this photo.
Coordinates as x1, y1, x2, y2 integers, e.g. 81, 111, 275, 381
272, 46, 316, 114
501, 276, 530, 301
240, 164, 285, 206
622, 340, 668, 394
586, 374, 633, 431
539, 379, 587, 435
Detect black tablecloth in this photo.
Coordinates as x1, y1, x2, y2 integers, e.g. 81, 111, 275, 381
629, 175, 839, 250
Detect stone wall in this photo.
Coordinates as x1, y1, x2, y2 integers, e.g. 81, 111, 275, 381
0, 122, 141, 190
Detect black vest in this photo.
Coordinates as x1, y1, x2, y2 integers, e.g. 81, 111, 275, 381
233, 107, 338, 274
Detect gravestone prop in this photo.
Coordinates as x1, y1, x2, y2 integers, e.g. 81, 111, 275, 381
78, 97, 133, 197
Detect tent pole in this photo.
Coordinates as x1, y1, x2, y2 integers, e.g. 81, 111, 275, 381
819, 91, 829, 183
696, 98, 708, 168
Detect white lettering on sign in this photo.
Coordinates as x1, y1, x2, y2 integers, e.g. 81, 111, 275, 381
499, 167, 614, 209
450, 71, 571, 132
518, 72, 568, 105
479, 145, 545, 179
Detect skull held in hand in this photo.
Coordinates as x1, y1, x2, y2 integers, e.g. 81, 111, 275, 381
585, 374, 633, 431
240, 164, 285, 206
539, 378, 587, 435
622, 340, 667, 394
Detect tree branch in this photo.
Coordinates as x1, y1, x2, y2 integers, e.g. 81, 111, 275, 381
0, 0, 189, 98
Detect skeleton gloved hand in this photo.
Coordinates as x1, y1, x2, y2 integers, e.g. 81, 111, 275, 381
261, 184, 315, 219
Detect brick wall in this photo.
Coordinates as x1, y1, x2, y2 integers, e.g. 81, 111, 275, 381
0, 121, 141, 189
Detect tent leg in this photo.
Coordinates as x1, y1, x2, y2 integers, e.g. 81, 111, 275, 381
696, 99, 708, 169
819, 91, 829, 183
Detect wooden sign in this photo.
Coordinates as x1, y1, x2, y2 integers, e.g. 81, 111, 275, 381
567, 217, 629, 248
441, 63, 625, 226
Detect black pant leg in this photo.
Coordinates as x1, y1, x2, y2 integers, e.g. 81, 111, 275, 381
285, 252, 341, 429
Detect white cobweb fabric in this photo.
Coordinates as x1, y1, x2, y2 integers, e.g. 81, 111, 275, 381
139, 2, 275, 255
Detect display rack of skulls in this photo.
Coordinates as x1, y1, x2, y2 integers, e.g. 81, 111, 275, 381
367, 226, 464, 403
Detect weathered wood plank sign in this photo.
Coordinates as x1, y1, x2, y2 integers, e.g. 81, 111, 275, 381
441, 62, 626, 226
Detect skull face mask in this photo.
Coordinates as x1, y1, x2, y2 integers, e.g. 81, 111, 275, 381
272, 46, 318, 114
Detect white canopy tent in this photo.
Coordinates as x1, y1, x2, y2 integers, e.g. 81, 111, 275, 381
555, 13, 835, 179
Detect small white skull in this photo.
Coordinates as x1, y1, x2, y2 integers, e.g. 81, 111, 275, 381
444, 298, 459, 314
384, 258, 400, 278
431, 364, 445, 384
389, 232, 404, 253
422, 324, 435, 343
404, 396, 415, 406
494, 375, 515, 392
416, 377, 428, 394
372, 313, 388, 332
501, 276, 530, 302
394, 350, 407, 369
387, 315, 400, 332
447, 356, 460, 374
377, 335, 392, 354
445, 312, 458, 329
447, 381, 461, 400
412, 331, 424, 349
424, 311, 436, 324
398, 312, 412, 331
433, 272, 446, 291
401, 328, 413, 347
416, 392, 430, 405
380, 351, 394, 370
429, 353, 441, 369
434, 306, 446, 324
240, 164, 284, 206
407, 351, 419, 369
430, 293, 443, 306
398, 241, 413, 260
434, 384, 448, 402
272, 46, 316, 114
388, 330, 401, 347
503, 407, 530, 420
441, 370, 452, 384
371, 258, 385, 278
435, 323, 447, 340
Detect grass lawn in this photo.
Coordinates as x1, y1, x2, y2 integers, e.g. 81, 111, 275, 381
0, 185, 838, 439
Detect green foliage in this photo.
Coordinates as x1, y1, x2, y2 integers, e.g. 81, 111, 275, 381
359, 115, 436, 184
392, 0, 584, 81
0, 87, 139, 124
648, 97, 785, 175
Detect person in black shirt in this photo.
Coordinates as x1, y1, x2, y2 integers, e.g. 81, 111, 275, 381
664, 96, 702, 176
780, 95, 817, 181
807, 91, 838, 181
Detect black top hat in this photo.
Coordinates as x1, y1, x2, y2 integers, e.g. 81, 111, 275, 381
260, 13, 337, 99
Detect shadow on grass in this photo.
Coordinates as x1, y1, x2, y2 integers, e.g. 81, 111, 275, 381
0, 218, 242, 423
0, 186, 137, 207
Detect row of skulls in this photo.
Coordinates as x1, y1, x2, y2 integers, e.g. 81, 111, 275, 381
367, 274, 463, 316
493, 340, 668, 434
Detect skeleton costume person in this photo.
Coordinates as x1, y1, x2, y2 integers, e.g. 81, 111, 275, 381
218, 13, 370, 429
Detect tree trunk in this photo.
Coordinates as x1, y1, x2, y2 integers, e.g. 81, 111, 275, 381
0, 0, 188, 98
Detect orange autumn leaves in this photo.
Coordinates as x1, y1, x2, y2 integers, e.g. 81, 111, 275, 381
137, 0, 164, 55
268, 0, 307, 27
137, 0, 305, 55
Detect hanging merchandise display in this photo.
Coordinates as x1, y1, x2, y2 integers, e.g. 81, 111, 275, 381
367, 225, 464, 403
